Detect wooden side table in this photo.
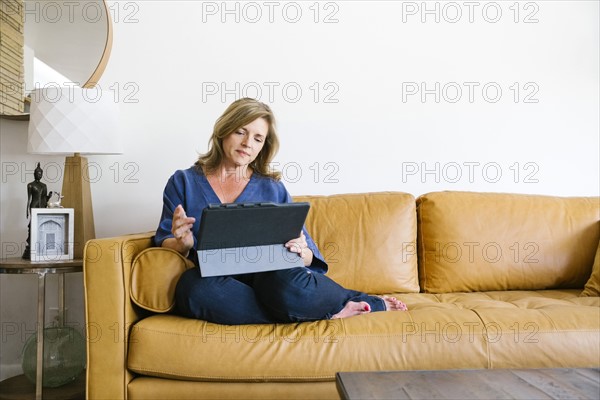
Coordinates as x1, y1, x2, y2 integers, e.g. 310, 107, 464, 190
0, 258, 84, 400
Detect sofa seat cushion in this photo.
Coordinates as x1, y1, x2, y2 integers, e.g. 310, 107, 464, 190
401, 290, 599, 310
127, 290, 599, 382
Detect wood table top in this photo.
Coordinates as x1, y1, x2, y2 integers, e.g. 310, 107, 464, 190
336, 368, 600, 400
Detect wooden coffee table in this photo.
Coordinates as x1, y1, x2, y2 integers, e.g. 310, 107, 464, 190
336, 368, 600, 400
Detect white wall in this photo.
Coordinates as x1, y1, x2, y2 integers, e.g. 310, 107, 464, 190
1, 0, 598, 380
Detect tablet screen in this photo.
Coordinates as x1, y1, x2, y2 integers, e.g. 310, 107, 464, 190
197, 202, 310, 251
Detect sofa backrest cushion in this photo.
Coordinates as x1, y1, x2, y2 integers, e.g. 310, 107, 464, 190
295, 192, 419, 294
130, 247, 195, 313
417, 191, 600, 293
581, 240, 600, 297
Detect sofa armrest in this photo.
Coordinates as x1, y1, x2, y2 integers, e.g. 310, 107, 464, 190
83, 232, 154, 400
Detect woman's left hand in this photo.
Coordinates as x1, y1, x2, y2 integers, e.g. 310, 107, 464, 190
285, 232, 313, 267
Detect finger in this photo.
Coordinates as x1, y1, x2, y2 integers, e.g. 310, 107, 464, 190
179, 223, 194, 237
173, 220, 186, 234
298, 234, 308, 247
174, 220, 191, 239
294, 236, 307, 247
174, 204, 183, 217
176, 222, 192, 232
174, 205, 189, 220
285, 243, 301, 254
178, 217, 195, 226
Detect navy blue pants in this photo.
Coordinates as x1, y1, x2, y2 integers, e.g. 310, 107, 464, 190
175, 267, 386, 324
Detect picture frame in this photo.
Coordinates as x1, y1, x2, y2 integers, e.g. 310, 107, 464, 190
30, 208, 74, 262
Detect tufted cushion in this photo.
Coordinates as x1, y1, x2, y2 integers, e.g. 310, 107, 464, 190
295, 192, 418, 294
127, 289, 599, 382
417, 192, 600, 293
581, 240, 600, 297
131, 247, 195, 313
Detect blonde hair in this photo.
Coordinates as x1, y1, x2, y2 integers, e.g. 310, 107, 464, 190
195, 98, 281, 180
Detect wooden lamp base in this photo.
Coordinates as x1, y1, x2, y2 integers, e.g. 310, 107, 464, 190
60, 153, 95, 259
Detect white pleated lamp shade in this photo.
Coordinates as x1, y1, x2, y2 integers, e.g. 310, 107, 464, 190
28, 86, 122, 155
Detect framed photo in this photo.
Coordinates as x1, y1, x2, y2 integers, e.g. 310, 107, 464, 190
30, 208, 74, 262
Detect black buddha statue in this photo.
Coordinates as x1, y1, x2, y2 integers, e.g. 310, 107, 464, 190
22, 163, 53, 259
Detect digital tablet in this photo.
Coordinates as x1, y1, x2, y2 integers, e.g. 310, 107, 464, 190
196, 202, 310, 277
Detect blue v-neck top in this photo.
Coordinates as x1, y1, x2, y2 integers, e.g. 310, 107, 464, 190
154, 166, 328, 273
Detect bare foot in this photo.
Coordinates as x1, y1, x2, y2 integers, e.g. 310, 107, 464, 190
331, 301, 371, 319
381, 296, 408, 311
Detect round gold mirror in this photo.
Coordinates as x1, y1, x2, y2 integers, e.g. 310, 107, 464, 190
0, 0, 112, 119
24, 0, 112, 89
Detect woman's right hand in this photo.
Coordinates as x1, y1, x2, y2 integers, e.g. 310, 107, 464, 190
163, 204, 196, 256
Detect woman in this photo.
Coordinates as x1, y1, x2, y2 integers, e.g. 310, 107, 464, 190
155, 98, 407, 324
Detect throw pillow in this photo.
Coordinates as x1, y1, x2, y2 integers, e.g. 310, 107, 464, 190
130, 247, 195, 312
581, 240, 600, 297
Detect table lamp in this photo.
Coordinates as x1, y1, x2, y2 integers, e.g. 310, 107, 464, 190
27, 86, 122, 258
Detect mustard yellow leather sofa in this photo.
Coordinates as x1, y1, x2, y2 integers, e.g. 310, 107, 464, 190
84, 191, 600, 399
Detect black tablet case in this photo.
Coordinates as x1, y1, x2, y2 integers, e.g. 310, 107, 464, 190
196, 202, 310, 277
